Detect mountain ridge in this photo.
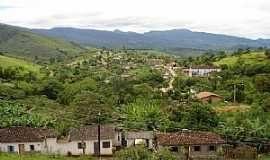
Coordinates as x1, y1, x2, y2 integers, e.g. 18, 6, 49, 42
32, 27, 270, 53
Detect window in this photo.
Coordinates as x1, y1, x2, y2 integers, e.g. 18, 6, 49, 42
194, 146, 201, 152
78, 142, 86, 149
209, 145, 216, 151
102, 141, 110, 148
29, 145, 35, 151
169, 146, 178, 152
7, 146, 15, 152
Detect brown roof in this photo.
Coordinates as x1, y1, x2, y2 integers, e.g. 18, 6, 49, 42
196, 92, 223, 99
0, 127, 57, 143
156, 131, 225, 146
69, 125, 116, 141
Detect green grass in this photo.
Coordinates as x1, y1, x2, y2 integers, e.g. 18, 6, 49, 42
0, 153, 96, 160
214, 51, 268, 66
0, 55, 41, 75
259, 155, 270, 160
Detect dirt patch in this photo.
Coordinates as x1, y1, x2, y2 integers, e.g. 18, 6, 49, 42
214, 104, 250, 113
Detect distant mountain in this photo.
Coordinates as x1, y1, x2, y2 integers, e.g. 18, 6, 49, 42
0, 24, 85, 60
33, 28, 155, 49
33, 27, 270, 54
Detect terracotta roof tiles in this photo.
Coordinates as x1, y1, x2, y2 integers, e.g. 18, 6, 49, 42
69, 125, 116, 141
0, 127, 57, 143
156, 131, 225, 146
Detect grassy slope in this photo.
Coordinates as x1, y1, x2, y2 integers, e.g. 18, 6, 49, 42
0, 55, 41, 76
0, 24, 84, 60
214, 51, 267, 66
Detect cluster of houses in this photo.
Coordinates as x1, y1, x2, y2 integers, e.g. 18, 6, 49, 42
183, 65, 221, 77
0, 125, 226, 159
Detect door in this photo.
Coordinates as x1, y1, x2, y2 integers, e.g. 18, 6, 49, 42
146, 139, 149, 148
18, 144, 25, 155
94, 142, 100, 155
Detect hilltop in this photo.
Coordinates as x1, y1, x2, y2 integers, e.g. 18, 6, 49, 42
0, 24, 85, 61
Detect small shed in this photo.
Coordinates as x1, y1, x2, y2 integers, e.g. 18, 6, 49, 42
196, 91, 223, 103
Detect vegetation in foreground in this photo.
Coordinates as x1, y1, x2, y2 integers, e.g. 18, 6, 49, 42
260, 155, 270, 160
0, 153, 95, 160
0, 151, 269, 160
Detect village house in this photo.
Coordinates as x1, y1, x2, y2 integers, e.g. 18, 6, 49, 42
156, 130, 225, 160
0, 127, 57, 154
196, 91, 223, 103
183, 65, 221, 77
45, 125, 122, 156
124, 131, 154, 149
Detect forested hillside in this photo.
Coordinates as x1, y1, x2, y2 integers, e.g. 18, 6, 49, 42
0, 24, 85, 61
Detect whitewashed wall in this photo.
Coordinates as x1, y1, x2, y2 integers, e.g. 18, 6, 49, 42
126, 139, 153, 149
44, 138, 113, 155
0, 142, 43, 153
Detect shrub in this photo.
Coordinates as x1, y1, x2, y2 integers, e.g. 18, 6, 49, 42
153, 148, 179, 160
114, 146, 153, 160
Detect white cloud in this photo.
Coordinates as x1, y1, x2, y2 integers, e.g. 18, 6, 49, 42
0, 0, 270, 39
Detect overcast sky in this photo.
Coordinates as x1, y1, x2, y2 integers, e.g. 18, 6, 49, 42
1, 0, 270, 39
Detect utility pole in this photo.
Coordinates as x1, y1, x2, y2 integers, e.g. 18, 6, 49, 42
79, 127, 86, 155
233, 84, 236, 104
98, 112, 101, 160
232, 83, 244, 104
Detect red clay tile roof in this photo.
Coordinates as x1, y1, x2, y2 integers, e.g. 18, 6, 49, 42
0, 127, 57, 143
196, 92, 223, 99
156, 131, 225, 146
69, 125, 116, 141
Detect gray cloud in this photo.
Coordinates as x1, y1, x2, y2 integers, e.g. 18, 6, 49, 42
77, 16, 194, 32
0, 5, 15, 10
